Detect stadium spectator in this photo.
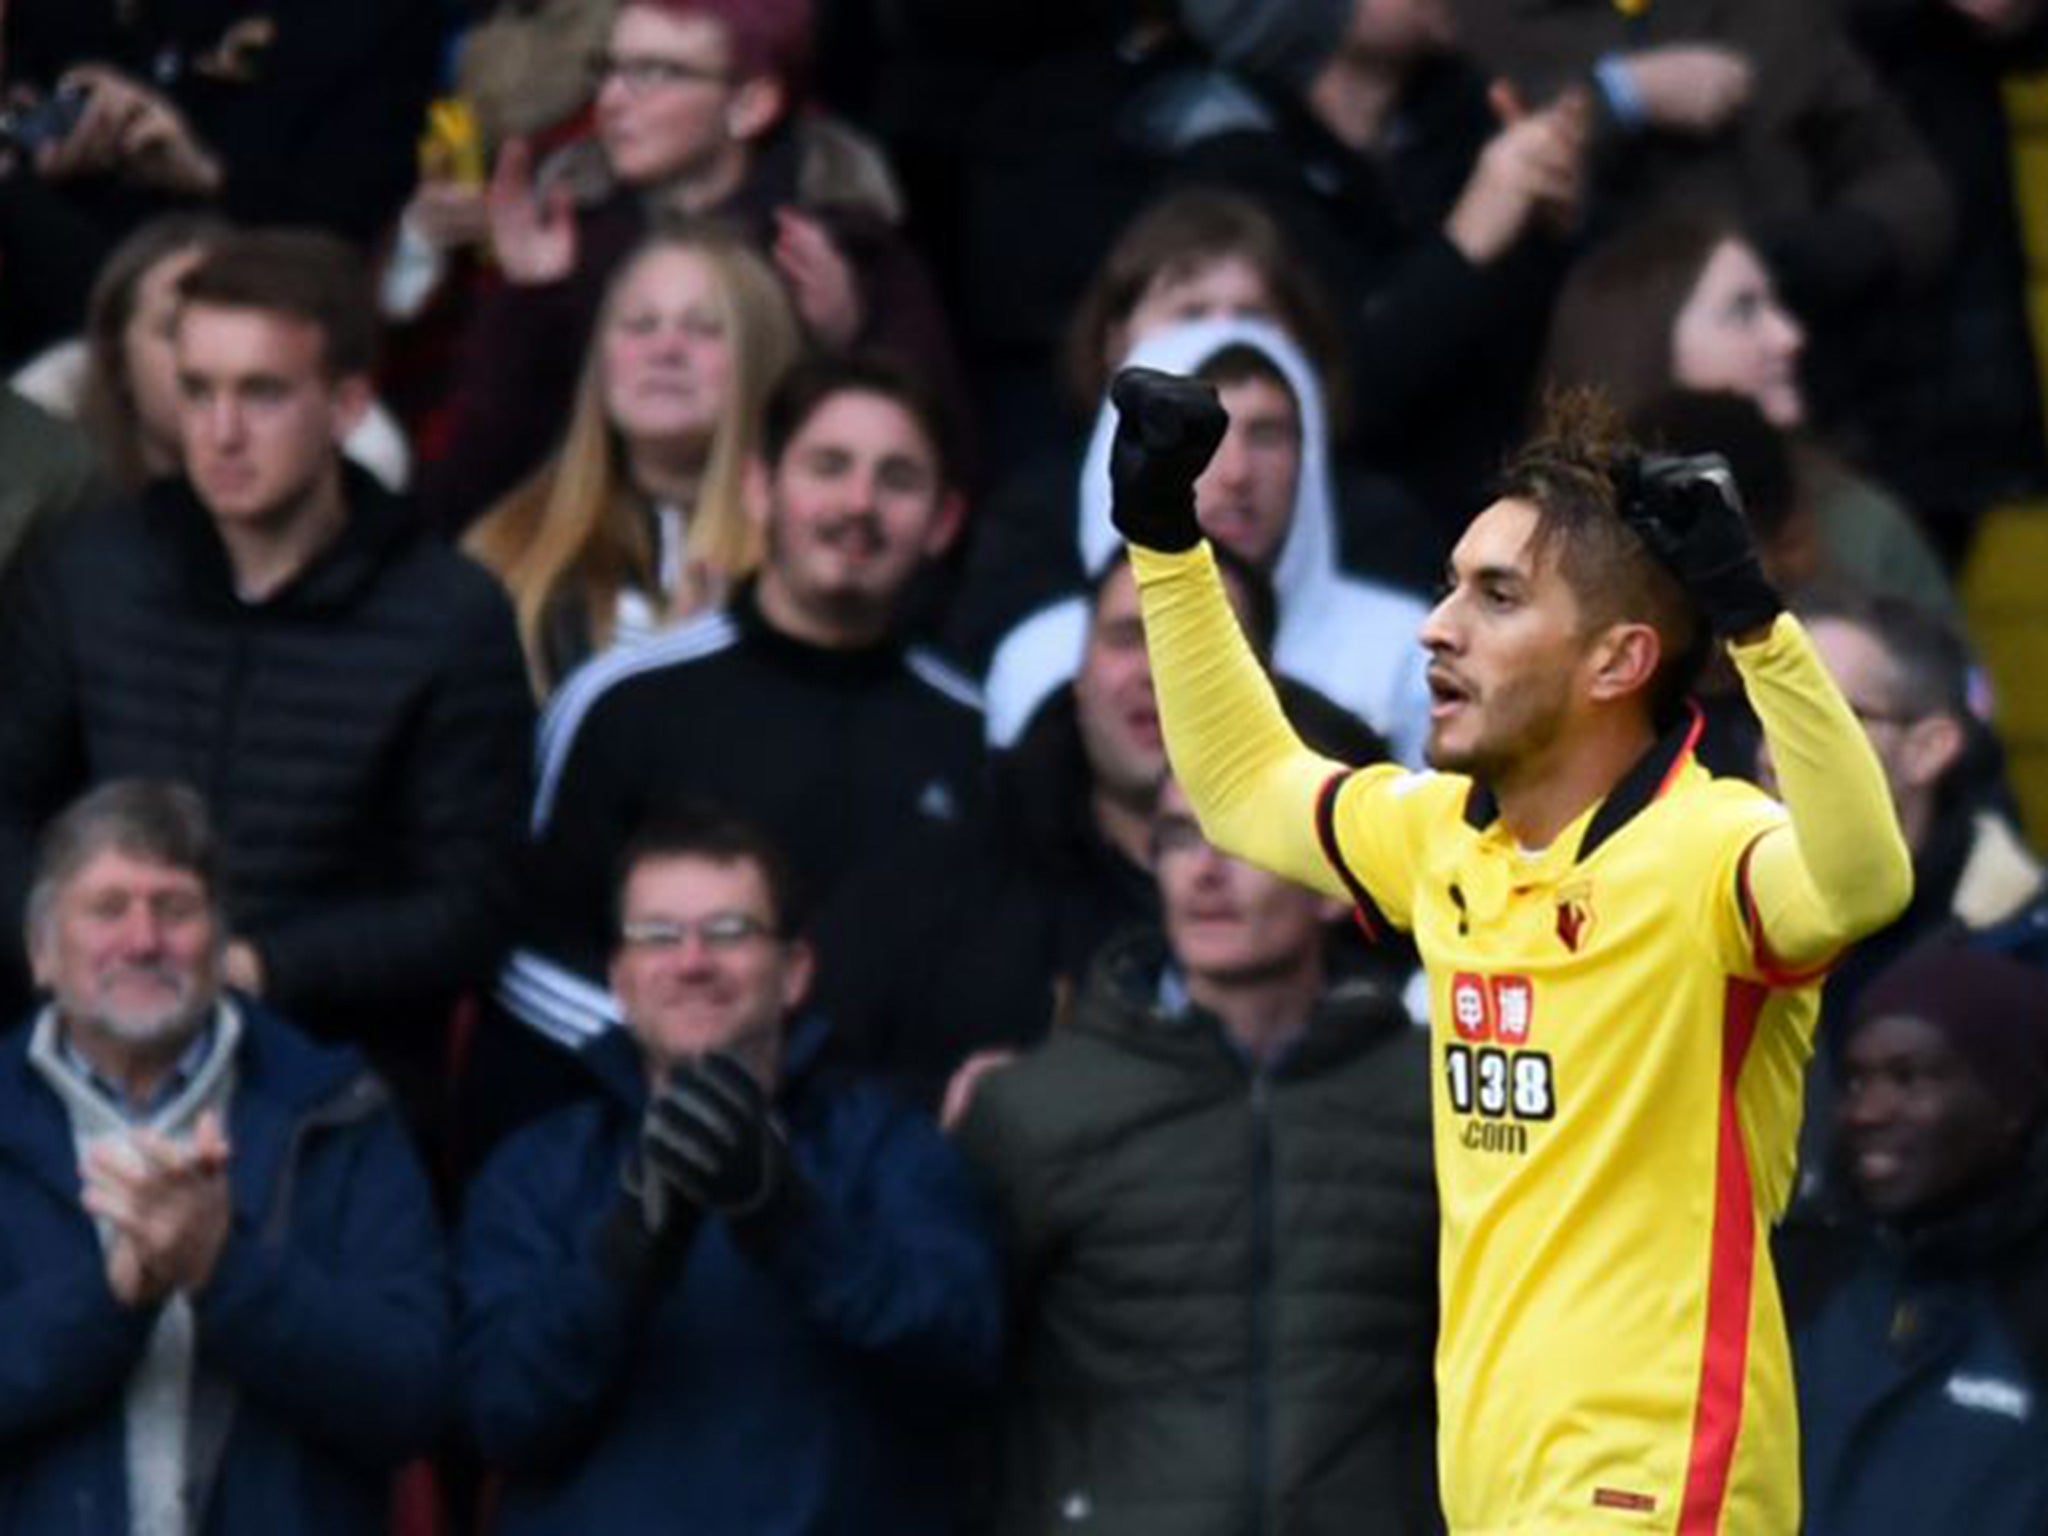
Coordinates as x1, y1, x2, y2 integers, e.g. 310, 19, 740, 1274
1836, 0, 2048, 557
947, 188, 1438, 665
1543, 213, 1954, 617
462, 225, 803, 696
1781, 936, 2048, 1536
479, 352, 982, 1138
1450, 0, 1956, 481
457, 807, 1002, 1533
429, 0, 961, 517
10, 213, 412, 493
0, 778, 449, 1533
1162, 0, 1591, 518
0, 229, 534, 1141
820, 549, 1397, 1109
0, 0, 439, 359
982, 317, 1432, 764
1764, 590, 2048, 1209
955, 769, 1438, 1534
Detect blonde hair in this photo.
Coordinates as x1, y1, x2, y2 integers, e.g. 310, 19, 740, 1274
466, 222, 801, 695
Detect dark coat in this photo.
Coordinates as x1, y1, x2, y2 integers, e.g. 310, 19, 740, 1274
0, 385, 105, 580
958, 931, 1442, 1536
1452, 0, 1957, 490
0, 467, 534, 1066
810, 684, 1161, 1109
497, 586, 984, 1056
1780, 1131, 2048, 1536
1840, 0, 2048, 547
457, 1020, 1005, 1534
0, 0, 435, 363
1162, 55, 1572, 527
0, 998, 452, 1534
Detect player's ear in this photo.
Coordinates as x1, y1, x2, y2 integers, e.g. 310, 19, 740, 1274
1585, 620, 1660, 704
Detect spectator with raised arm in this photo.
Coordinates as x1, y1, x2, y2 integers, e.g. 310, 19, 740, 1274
428, 0, 962, 519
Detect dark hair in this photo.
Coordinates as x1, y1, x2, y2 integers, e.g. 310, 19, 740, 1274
1795, 586, 1973, 723
1541, 212, 1738, 419
1062, 188, 1347, 421
1496, 387, 1705, 726
759, 350, 957, 487
611, 802, 807, 941
80, 212, 233, 490
177, 227, 378, 378
27, 780, 220, 940
1628, 389, 1796, 545
1193, 341, 1295, 403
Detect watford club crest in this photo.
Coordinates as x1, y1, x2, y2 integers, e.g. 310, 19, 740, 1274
1555, 884, 1595, 953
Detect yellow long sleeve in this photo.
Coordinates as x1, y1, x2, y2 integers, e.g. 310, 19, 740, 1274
1130, 543, 1349, 899
1733, 613, 1915, 967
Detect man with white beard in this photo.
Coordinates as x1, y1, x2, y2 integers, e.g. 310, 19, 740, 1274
0, 778, 450, 1535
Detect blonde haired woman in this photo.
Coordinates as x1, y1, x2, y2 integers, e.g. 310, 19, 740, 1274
465, 223, 801, 696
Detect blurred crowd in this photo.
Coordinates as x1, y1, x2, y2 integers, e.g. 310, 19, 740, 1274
0, 0, 2045, 1531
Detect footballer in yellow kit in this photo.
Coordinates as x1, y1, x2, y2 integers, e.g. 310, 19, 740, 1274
1107, 373, 1912, 1534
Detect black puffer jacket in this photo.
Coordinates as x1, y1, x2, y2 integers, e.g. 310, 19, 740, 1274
0, 466, 533, 1061
959, 931, 1442, 1536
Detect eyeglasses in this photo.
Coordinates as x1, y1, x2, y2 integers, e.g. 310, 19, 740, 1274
591, 50, 732, 92
620, 913, 774, 951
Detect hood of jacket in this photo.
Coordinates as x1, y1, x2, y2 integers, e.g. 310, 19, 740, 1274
1077, 315, 1339, 613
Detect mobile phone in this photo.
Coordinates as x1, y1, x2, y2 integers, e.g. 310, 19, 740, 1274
0, 82, 90, 154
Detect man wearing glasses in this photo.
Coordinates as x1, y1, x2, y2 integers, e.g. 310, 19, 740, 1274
457, 805, 1003, 1535
439, 0, 962, 518
1765, 589, 2048, 1212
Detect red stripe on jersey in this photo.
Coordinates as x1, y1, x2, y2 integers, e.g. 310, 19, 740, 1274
1677, 978, 1765, 1534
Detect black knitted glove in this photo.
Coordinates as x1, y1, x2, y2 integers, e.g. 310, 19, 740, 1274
1615, 451, 1781, 638
645, 1053, 798, 1240
1108, 366, 1229, 553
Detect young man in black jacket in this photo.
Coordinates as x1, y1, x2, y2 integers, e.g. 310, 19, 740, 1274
0, 229, 534, 1140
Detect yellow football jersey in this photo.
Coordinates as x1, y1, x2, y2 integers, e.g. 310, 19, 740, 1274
1128, 540, 1913, 1536
1321, 731, 1816, 1533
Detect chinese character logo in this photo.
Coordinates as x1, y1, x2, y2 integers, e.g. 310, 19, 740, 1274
1491, 976, 1534, 1044
1451, 973, 1492, 1041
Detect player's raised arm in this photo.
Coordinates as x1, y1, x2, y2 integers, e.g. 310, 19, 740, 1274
1113, 367, 1348, 897
1617, 454, 1913, 966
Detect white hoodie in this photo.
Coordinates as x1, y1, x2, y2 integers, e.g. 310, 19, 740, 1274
984, 316, 1432, 763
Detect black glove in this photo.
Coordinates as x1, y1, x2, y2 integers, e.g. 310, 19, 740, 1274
598, 1145, 702, 1297
1614, 451, 1781, 638
644, 1053, 797, 1235
1108, 366, 1229, 553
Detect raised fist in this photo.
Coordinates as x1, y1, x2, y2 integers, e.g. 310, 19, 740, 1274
1616, 451, 1780, 638
1108, 366, 1229, 552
